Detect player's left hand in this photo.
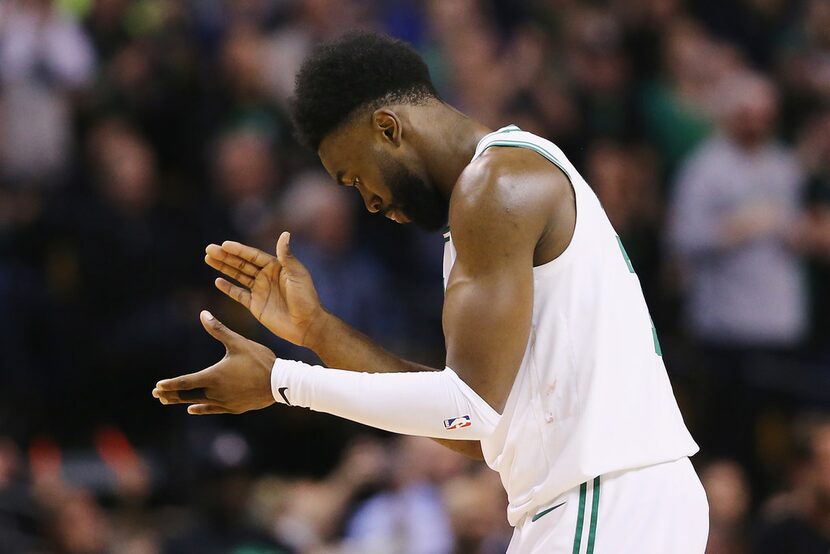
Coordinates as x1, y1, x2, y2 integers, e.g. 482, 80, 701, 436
203, 232, 328, 348
152, 310, 276, 415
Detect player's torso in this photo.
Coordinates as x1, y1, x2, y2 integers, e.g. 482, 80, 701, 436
443, 126, 698, 526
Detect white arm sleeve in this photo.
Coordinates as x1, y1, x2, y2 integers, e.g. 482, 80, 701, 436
270, 359, 500, 440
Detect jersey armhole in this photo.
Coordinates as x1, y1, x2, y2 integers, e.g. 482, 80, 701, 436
478, 139, 581, 272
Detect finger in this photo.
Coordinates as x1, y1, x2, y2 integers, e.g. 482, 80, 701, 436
179, 388, 209, 401
275, 231, 302, 275
153, 388, 208, 404
199, 309, 244, 348
214, 278, 252, 307
204, 254, 255, 288
221, 241, 275, 268
155, 366, 213, 392
206, 244, 261, 276
206, 244, 263, 274
188, 404, 233, 415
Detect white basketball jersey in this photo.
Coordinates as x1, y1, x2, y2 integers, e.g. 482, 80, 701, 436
442, 125, 699, 526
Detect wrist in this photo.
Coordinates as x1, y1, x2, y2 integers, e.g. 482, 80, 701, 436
301, 308, 334, 350
270, 358, 313, 406
252, 344, 278, 408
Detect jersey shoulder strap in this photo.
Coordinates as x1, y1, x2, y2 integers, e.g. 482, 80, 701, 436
471, 125, 574, 179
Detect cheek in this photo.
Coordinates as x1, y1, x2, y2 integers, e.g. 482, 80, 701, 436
377, 181, 396, 202
367, 168, 396, 201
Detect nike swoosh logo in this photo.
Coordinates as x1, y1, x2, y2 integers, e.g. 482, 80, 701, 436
277, 387, 291, 405
531, 501, 566, 522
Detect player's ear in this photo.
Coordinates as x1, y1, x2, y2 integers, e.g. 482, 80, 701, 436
373, 109, 401, 147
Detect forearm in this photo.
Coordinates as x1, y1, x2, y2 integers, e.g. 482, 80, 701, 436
271, 360, 500, 441
303, 312, 486, 459
305, 310, 431, 373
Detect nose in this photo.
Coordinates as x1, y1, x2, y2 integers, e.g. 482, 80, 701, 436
359, 189, 383, 213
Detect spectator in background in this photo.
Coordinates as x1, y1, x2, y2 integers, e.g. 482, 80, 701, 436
82, 0, 132, 65
796, 110, 830, 357
563, 6, 636, 145
668, 71, 807, 485
276, 172, 406, 357
427, 1, 511, 128
638, 19, 729, 174
0, 1, 828, 551
344, 436, 467, 554
499, 22, 582, 155
56, 119, 201, 438
442, 466, 512, 554
701, 460, 752, 554
690, 0, 796, 71
215, 23, 287, 139
0, 438, 42, 553
262, 0, 369, 107
777, 0, 830, 136
266, 436, 387, 552
163, 431, 288, 554
43, 488, 111, 554
77, 119, 168, 320
618, 0, 684, 83
88, 16, 204, 177
669, 71, 807, 351
0, 0, 95, 186
213, 127, 282, 243
753, 414, 830, 553
586, 140, 662, 303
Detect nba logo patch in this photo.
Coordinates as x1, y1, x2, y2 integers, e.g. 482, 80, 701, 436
443, 415, 472, 430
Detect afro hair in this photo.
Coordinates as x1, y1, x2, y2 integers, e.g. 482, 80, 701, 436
290, 32, 438, 150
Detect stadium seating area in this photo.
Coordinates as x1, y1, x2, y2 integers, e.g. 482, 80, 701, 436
1, 0, 829, 552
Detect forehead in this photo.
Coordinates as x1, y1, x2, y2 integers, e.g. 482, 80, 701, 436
317, 118, 373, 181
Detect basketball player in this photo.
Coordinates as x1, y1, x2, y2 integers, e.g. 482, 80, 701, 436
153, 32, 708, 552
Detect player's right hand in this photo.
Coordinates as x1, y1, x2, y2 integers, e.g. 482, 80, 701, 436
204, 231, 329, 347
153, 310, 276, 414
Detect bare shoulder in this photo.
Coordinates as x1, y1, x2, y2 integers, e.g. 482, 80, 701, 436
449, 146, 574, 262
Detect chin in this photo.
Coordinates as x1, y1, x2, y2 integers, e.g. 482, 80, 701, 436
395, 202, 447, 232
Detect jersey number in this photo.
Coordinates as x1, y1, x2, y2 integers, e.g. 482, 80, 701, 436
615, 236, 662, 357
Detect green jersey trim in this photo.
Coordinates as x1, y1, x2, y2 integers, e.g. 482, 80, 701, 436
477, 139, 569, 181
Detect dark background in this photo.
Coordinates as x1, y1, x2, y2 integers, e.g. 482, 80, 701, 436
0, 0, 829, 552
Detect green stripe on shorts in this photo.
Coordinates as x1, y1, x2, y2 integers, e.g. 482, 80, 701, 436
571, 477, 601, 554
587, 476, 601, 553
572, 482, 587, 554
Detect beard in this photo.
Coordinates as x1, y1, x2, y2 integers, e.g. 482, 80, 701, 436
379, 156, 448, 232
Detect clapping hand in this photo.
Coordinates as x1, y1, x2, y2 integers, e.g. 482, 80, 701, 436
152, 311, 276, 414
204, 231, 330, 347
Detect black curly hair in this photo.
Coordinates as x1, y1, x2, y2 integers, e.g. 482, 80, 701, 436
291, 32, 438, 150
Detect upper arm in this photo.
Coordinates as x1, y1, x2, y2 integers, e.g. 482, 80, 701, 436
442, 158, 551, 413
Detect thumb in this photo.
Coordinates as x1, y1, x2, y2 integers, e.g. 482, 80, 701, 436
199, 310, 243, 349
275, 231, 299, 273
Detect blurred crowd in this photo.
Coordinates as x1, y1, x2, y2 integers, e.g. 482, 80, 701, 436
1, 0, 829, 552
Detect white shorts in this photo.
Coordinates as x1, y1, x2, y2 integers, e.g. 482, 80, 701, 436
506, 457, 709, 553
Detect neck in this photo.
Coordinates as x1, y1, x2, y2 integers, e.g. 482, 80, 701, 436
408, 102, 492, 200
